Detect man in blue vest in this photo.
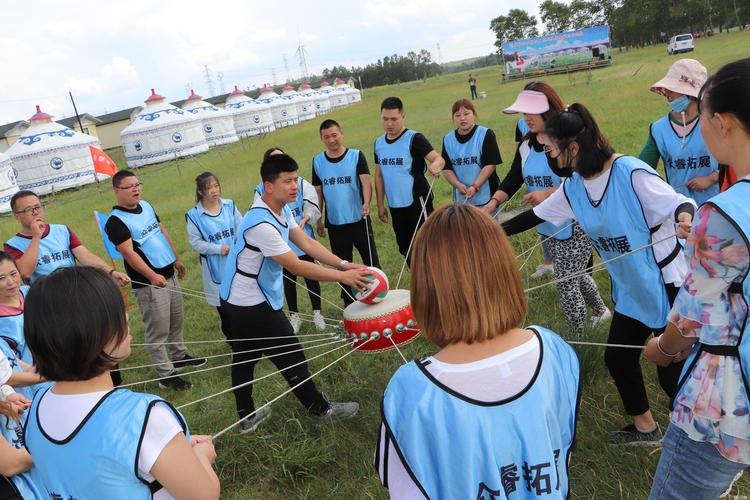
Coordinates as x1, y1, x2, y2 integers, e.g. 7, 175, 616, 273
220, 153, 371, 433
374, 97, 444, 265
105, 171, 205, 390
313, 119, 380, 305
4, 190, 130, 286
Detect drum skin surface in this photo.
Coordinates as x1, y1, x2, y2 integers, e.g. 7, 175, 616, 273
343, 289, 420, 352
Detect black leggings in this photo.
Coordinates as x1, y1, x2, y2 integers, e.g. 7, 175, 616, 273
282, 254, 322, 312
220, 300, 329, 418
604, 283, 683, 416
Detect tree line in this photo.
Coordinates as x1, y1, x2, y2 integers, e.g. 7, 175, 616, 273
490, 0, 749, 50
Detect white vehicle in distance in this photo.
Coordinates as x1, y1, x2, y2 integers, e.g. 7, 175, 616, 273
667, 34, 695, 54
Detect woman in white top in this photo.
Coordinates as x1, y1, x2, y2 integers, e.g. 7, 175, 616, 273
22, 266, 220, 499
185, 172, 243, 339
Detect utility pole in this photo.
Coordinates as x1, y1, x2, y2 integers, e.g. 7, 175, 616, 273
296, 40, 310, 80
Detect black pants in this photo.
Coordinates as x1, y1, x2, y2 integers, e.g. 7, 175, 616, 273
220, 300, 329, 418
470, 85, 478, 99
282, 254, 322, 311
604, 283, 683, 416
390, 196, 434, 267
328, 218, 380, 305
216, 305, 231, 339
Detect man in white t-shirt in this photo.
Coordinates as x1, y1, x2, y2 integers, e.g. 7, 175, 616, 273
219, 153, 371, 433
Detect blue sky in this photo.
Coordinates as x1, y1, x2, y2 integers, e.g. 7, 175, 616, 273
0, 0, 541, 125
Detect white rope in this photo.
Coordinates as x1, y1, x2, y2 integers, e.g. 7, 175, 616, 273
129, 280, 210, 301
396, 176, 438, 289
338, 283, 357, 303
494, 188, 524, 218
119, 336, 338, 372
122, 337, 347, 387
524, 234, 675, 294
177, 338, 354, 410
516, 222, 577, 273
210, 338, 372, 438
131, 332, 334, 347
387, 335, 408, 363
566, 340, 643, 350
282, 273, 345, 312
364, 215, 374, 266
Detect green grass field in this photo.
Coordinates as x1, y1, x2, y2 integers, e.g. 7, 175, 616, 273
3, 31, 750, 498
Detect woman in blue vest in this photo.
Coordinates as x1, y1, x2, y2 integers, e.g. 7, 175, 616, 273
23, 266, 220, 499
186, 172, 243, 339
440, 98, 501, 209
0, 399, 37, 500
639, 58, 719, 205
503, 103, 696, 446
645, 57, 750, 499
488, 82, 610, 337
258, 147, 326, 333
376, 204, 579, 499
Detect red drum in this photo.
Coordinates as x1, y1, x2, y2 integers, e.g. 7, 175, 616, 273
342, 289, 420, 352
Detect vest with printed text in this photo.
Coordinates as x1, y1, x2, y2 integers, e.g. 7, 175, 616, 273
313, 149, 363, 225
255, 180, 315, 257
110, 200, 176, 268
0, 285, 32, 364
6, 224, 77, 283
443, 126, 492, 206
185, 199, 238, 283
375, 129, 419, 208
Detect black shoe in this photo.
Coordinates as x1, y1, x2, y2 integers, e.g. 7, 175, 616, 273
606, 424, 663, 446
158, 373, 192, 390
173, 354, 207, 370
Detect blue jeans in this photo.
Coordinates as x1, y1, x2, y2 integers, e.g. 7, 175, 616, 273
649, 424, 748, 499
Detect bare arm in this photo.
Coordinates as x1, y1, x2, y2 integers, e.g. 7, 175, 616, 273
13, 220, 45, 280
425, 150, 445, 176
360, 173, 373, 217
116, 238, 166, 287
0, 435, 32, 476
374, 166, 387, 223
149, 433, 220, 500
7, 371, 44, 387
272, 249, 370, 289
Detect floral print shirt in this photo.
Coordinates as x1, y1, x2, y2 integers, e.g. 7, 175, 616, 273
669, 202, 750, 464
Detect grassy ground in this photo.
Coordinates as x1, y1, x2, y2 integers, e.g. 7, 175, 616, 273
2, 31, 750, 498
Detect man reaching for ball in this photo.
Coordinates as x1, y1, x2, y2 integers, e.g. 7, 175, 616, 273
219, 153, 371, 433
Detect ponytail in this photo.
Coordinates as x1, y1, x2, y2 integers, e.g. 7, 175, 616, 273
544, 103, 614, 177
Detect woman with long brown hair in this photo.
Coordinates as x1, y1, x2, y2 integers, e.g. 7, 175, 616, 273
376, 204, 580, 499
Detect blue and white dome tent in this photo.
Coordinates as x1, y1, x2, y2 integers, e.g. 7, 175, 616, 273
181, 90, 239, 147
121, 89, 208, 168
299, 82, 330, 116
0, 152, 19, 214
316, 80, 339, 111
6, 106, 103, 196
345, 78, 362, 104
329, 78, 349, 109
224, 85, 275, 138
281, 83, 315, 122
257, 84, 299, 129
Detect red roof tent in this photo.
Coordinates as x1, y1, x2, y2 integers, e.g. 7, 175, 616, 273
144, 89, 165, 104
29, 105, 53, 122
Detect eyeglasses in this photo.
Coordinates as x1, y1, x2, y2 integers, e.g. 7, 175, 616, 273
115, 182, 143, 191
14, 204, 44, 216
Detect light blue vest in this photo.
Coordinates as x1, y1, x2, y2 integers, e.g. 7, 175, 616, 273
0, 336, 50, 402
313, 149, 363, 225
651, 115, 720, 205
255, 181, 315, 257
521, 140, 573, 240
6, 224, 77, 283
220, 205, 292, 310
676, 180, 750, 405
24, 387, 189, 499
110, 201, 176, 269
443, 126, 492, 206
0, 285, 32, 365
375, 129, 419, 208
185, 199, 237, 284
563, 156, 673, 328
381, 326, 579, 499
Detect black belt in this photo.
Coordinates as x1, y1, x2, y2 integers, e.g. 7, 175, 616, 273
657, 243, 682, 269
236, 269, 259, 279
700, 343, 739, 356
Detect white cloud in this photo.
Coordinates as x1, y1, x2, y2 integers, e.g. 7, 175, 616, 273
102, 57, 140, 86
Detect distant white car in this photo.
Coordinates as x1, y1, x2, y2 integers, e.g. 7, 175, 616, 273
667, 34, 694, 54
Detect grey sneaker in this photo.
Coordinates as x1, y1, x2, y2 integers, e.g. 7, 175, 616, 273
607, 424, 663, 446
312, 401, 359, 427
239, 407, 272, 434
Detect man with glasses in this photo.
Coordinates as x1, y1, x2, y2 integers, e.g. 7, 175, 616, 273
4, 190, 130, 286
105, 171, 205, 390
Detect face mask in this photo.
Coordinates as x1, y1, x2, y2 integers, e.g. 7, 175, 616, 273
546, 151, 572, 178
668, 95, 690, 114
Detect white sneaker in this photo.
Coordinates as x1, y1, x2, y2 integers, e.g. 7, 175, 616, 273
313, 310, 326, 331
591, 307, 613, 327
530, 263, 554, 279
239, 407, 272, 434
289, 312, 301, 334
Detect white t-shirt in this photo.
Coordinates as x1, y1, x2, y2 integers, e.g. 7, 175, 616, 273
37, 389, 184, 499
0, 351, 13, 386
377, 336, 541, 499
533, 164, 696, 285
225, 198, 299, 306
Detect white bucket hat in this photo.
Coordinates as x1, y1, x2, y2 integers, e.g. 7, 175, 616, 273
650, 59, 708, 98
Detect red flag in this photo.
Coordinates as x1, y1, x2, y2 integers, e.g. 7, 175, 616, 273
89, 145, 118, 177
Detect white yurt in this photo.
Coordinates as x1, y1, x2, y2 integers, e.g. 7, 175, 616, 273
181, 90, 239, 147
345, 78, 362, 103
6, 106, 103, 196
329, 79, 349, 109
224, 85, 276, 137
257, 84, 299, 129
121, 89, 208, 168
0, 152, 19, 214
317, 80, 339, 110
281, 84, 315, 122
299, 82, 330, 116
